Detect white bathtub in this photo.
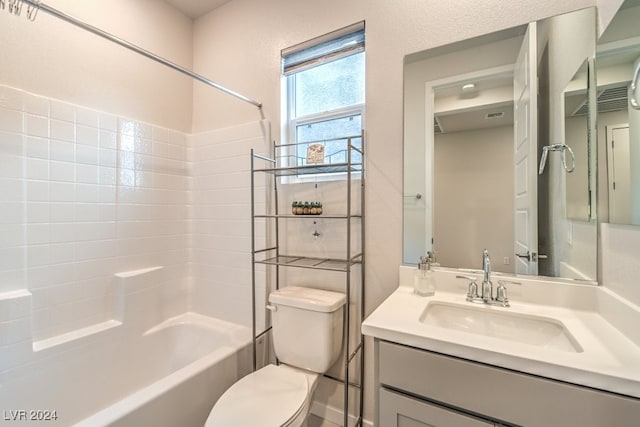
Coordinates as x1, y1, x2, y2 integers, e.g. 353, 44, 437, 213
70, 313, 252, 427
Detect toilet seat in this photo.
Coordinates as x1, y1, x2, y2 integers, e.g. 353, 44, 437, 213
205, 364, 311, 427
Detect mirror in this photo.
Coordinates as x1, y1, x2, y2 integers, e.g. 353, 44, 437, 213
597, 0, 640, 225
564, 59, 594, 221
403, 7, 597, 282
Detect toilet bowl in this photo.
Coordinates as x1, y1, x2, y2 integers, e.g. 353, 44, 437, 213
205, 286, 345, 427
205, 364, 319, 427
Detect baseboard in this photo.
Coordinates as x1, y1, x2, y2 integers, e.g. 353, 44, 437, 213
310, 401, 373, 427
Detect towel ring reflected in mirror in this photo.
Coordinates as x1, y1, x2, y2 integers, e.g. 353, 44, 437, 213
538, 143, 576, 175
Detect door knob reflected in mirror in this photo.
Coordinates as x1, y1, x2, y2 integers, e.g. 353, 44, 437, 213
515, 251, 548, 262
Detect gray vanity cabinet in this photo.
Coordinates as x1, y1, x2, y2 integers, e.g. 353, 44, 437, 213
375, 340, 640, 427
380, 388, 494, 426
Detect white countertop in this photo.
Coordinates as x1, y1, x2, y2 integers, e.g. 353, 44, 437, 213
362, 267, 640, 398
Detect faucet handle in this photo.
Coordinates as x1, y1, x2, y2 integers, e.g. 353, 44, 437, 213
456, 275, 482, 303
495, 280, 521, 307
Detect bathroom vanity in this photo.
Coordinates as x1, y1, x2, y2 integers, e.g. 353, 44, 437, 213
363, 267, 640, 426
376, 341, 638, 426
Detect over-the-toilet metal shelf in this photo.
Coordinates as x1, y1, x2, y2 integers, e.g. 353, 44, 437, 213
250, 133, 365, 427
255, 254, 363, 272
252, 161, 363, 176
253, 213, 363, 219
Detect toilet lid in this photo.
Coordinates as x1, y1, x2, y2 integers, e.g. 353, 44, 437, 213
206, 364, 308, 427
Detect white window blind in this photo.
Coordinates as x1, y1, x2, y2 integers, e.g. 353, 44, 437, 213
282, 22, 365, 76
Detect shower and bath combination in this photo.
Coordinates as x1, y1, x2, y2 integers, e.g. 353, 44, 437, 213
1, 2, 273, 425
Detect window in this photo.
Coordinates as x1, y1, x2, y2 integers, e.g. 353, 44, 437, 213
282, 23, 365, 177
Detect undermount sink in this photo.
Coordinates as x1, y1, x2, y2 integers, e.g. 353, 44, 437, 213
420, 302, 583, 353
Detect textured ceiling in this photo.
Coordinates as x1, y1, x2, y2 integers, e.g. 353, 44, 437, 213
163, 0, 232, 19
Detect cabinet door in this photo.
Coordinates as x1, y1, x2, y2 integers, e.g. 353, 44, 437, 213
380, 388, 493, 427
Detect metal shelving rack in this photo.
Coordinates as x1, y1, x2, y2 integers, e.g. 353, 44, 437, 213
250, 134, 365, 427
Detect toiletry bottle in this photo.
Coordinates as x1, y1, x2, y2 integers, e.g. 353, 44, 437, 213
414, 256, 435, 296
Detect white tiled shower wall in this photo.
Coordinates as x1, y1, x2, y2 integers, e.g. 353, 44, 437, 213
0, 85, 190, 350
0, 84, 271, 379
189, 122, 269, 328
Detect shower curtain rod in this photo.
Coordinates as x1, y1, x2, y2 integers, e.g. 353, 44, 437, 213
19, 0, 264, 116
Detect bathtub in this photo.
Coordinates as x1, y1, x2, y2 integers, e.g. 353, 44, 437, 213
70, 313, 252, 427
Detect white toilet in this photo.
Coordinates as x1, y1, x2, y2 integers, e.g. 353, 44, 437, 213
205, 286, 346, 427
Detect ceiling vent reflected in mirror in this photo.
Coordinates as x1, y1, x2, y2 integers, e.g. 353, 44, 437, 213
595, 85, 629, 113
433, 72, 514, 134
434, 102, 513, 134
571, 85, 629, 116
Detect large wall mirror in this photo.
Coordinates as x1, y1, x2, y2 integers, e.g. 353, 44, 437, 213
403, 7, 598, 282
597, 0, 640, 226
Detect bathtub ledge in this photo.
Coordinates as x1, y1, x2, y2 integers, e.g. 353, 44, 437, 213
32, 319, 123, 352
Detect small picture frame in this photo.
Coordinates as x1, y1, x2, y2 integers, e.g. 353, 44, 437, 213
306, 143, 325, 164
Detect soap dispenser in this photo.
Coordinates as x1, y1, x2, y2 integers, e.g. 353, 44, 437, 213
414, 256, 435, 296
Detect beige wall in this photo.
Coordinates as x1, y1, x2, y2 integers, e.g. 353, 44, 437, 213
0, 0, 194, 132
434, 126, 515, 273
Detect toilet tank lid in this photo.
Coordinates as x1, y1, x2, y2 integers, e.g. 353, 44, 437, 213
269, 286, 346, 312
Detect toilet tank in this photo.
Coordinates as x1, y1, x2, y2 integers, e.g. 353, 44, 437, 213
268, 286, 346, 373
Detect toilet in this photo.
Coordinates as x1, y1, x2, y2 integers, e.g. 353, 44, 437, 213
205, 286, 346, 427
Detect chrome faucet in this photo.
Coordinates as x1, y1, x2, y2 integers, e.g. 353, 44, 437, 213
456, 249, 521, 307
481, 249, 492, 302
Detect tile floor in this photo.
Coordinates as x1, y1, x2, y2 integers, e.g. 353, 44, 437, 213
308, 414, 341, 427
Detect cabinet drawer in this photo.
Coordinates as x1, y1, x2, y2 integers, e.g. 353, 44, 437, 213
378, 340, 640, 427
380, 388, 493, 427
